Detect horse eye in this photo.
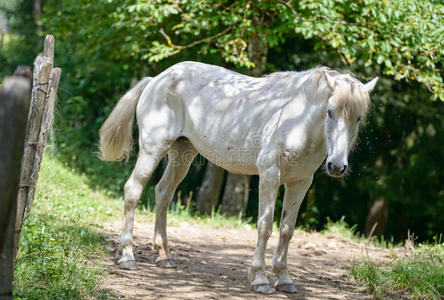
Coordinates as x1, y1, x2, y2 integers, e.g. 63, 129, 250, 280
327, 109, 333, 118
357, 116, 362, 122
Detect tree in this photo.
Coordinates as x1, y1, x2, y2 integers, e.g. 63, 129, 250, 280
93, 0, 442, 99
195, 162, 225, 214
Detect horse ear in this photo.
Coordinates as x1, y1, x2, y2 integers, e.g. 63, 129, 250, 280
363, 77, 378, 93
324, 71, 336, 92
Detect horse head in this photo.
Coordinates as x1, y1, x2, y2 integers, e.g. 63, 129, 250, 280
323, 71, 378, 177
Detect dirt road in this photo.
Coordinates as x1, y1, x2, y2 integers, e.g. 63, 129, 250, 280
100, 219, 392, 299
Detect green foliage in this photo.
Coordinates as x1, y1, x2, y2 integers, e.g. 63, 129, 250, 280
293, 0, 444, 100
41, 0, 443, 98
324, 216, 444, 298
165, 197, 254, 229
0, 0, 40, 78
350, 242, 444, 299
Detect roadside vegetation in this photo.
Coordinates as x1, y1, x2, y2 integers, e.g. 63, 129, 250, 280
13, 155, 118, 299
322, 217, 400, 249
351, 242, 444, 299
323, 217, 444, 299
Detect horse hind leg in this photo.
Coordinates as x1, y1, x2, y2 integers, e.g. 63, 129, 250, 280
118, 147, 168, 270
154, 138, 196, 268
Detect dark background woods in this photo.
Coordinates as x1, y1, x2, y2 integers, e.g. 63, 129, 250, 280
1, 0, 443, 242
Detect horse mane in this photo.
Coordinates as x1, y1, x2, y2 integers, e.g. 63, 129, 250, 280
263, 66, 371, 122
310, 66, 371, 122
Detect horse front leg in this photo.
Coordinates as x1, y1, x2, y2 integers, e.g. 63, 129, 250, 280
248, 165, 280, 294
272, 176, 313, 293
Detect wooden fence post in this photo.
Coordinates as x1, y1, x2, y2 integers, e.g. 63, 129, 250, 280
14, 35, 60, 258
0, 77, 31, 300
27, 67, 61, 209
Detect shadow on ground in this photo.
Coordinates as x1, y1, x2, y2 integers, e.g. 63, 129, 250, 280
99, 221, 380, 299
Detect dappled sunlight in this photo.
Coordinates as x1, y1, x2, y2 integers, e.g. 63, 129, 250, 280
100, 220, 391, 299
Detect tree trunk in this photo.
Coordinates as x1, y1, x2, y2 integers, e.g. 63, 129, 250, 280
365, 198, 389, 237
33, 0, 43, 34
195, 162, 225, 214
221, 174, 250, 217
0, 77, 31, 300
246, 35, 268, 76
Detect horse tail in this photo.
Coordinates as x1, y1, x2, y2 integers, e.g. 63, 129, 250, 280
99, 77, 151, 161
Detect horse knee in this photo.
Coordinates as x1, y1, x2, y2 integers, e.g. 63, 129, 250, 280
258, 221, 272, 240
280, 224, 294, 243
124, 179, 143, 206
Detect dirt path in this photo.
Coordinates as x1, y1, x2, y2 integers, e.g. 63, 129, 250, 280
100, 218, 394, 299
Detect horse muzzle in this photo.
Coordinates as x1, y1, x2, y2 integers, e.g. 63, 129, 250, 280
326, 160, 348, 177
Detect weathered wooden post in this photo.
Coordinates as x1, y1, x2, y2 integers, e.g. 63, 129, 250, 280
0, 77, 31, 300
14, 35, 61, 257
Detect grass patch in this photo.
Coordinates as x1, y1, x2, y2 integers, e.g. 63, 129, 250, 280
164, 200, 254, 230
323, 218, 444, 299
350, 242, 444, 299
322, 216, 398, 248
13, 155, 121, 299
322, 216, 359, 240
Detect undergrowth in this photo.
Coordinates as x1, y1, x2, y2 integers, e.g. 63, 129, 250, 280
13, 155, 120, 299
350, 241, 444, 299
322, 216, 399, 248
322, 217, 444, 299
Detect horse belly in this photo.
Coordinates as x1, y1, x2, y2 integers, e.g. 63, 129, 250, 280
186, 132, 260, 175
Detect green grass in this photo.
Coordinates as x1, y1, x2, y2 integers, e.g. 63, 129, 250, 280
323, 217, 444, 299
322, 218, 444, 299
322, 216, 399, 248
13, 155, 121, 299
350, 242, 444, 299
159, 199, 254, 229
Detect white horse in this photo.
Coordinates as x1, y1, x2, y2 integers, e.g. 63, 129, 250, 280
99, 61, 377, 294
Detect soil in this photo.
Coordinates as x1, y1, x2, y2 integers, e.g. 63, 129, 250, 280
99, 218, 397, 299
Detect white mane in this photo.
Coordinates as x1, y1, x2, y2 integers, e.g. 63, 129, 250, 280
265, 66, 371, 122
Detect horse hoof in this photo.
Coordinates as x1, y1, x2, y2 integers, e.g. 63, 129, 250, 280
119, 260, 138, 270
276, 283, 298, 293
157, 258, 176, 268
252, 284, 275, 294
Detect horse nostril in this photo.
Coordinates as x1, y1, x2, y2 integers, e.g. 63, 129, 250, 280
327, 162, 332, 171
340, 165, 348, 174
